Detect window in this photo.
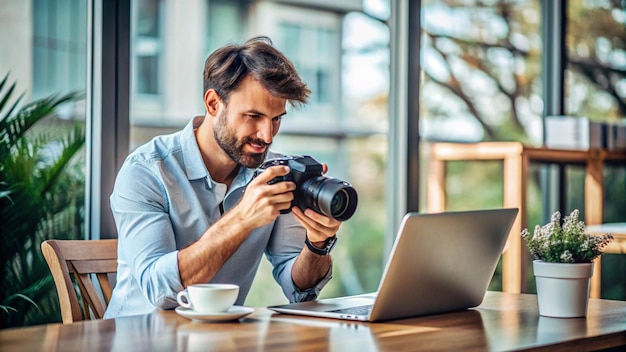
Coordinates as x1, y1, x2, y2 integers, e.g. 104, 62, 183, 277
206, 0, 245, 55
133, 0, 161, 96
418, 0, 542, 291
32, 0, 88, 99
0, 0, 88, 326
565, 1, 625, 121
419, 0, 542, 145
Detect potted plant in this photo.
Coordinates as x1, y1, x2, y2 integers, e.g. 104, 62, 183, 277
521, 209, 613, 318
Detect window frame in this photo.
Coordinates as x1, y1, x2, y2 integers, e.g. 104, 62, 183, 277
88, 0, 130, 239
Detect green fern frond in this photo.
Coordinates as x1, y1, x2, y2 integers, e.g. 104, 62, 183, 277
0, 72, 85, 328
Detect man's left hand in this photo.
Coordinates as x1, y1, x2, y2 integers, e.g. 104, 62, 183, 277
291, 206, 341, 243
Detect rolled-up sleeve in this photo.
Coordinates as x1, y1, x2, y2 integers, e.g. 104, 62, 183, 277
265, 214, 333, 303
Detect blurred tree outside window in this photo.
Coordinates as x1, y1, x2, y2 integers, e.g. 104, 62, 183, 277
419, 0, 543, 145
565, 0, 625, 120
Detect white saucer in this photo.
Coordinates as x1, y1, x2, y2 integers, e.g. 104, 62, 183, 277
175, 306, 254, 322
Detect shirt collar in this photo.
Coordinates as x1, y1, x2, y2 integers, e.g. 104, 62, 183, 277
181, 116, 209, 181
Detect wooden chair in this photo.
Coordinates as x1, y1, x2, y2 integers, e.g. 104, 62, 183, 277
41, 239, 118, 324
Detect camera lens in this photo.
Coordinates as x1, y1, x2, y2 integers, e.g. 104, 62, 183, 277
300, 177, 358, 221
330, 189, 349, 218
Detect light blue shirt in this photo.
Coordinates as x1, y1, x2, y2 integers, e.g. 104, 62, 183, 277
104, 116, 332, 319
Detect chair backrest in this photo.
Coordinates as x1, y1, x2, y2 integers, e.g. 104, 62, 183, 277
41, 239, 118, 324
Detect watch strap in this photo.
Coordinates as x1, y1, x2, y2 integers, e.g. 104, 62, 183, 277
304, 235, 337, 256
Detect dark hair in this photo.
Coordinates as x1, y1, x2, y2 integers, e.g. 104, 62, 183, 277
203, 36, 310, 107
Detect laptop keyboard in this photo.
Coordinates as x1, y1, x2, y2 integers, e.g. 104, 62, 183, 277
329, 304, 374, 316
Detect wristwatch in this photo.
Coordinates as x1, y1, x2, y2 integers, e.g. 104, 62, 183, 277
305, 235, 337, 256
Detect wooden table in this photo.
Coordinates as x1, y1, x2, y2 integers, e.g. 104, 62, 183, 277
426, 142, 626, 296
2, 292, 625, 351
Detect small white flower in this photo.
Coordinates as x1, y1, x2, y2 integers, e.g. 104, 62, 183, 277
580, 240, 590, 251
521, 229, 529, 238
551, 211, 561, 223
560, 251, 574, 263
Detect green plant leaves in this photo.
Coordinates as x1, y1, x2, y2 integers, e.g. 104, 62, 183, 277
521, 209, 614, 263
0, 73, 85, 328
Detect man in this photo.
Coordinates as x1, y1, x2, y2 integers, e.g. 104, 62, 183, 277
104, 36, 341, 318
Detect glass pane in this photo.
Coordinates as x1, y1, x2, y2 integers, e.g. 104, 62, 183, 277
419, 0, 542, 291
206, 0, 244, 54
602, 160, 626, 300
565, 1, 626, 300
137, 55, 159, 94
136, 0, 160, 37
419, 0, 543, 213
420, 0, 542, 145
129, 0, 389, 306
274, 11, 341, 125
565, 1, 625, 121
0, 0, 88, 326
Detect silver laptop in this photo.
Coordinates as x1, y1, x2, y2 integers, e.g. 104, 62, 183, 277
268, 208, 519, 322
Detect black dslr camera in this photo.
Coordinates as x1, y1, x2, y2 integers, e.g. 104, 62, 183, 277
254, 155, 358, 221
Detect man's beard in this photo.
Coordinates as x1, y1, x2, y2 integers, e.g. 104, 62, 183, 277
214, 109, 270, 168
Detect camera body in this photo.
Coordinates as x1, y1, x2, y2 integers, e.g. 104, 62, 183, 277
254, 155, 358, 221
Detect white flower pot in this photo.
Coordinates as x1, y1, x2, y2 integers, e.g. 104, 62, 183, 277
533, 260, 594, 318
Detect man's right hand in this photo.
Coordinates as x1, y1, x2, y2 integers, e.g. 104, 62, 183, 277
178, 165, 295, 287
230, 165, 295, 229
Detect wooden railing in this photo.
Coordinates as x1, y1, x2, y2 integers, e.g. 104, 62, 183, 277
425, 141, 626, 297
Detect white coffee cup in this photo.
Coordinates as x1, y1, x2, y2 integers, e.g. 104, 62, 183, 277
176, 283, 239, 313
